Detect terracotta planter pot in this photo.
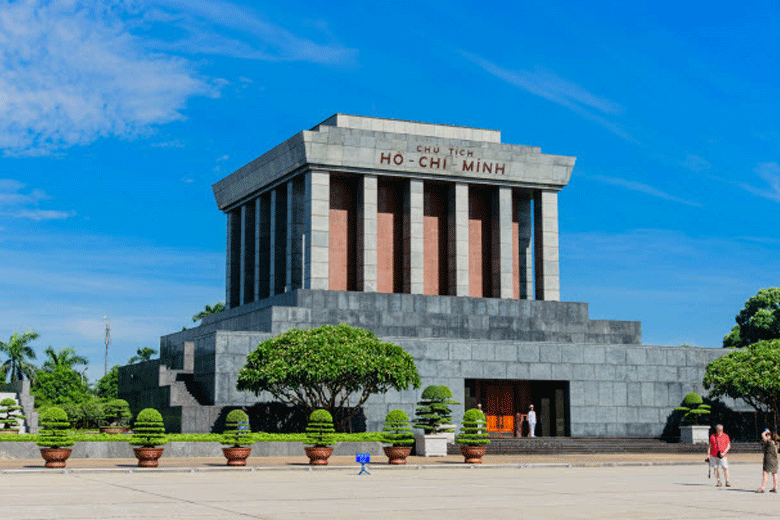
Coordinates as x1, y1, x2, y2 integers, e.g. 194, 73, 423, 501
0, 429, 19, 435
383, 445, 412, 465
222, 446, 252, 466
459, 444, 488, 464
133, 447, 164, 468
99, 426, 127, 434
304, 446, 334, 466
40, 447, 72, 468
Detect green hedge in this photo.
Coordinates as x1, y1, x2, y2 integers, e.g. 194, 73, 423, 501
0, 432, 384, 443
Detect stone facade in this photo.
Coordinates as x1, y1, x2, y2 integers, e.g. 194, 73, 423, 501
118, 115, 747, 436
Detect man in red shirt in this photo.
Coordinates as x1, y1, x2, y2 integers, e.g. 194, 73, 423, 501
709, 424, 731, 487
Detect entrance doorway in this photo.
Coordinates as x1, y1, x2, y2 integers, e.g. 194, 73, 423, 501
464, 379, 570, 437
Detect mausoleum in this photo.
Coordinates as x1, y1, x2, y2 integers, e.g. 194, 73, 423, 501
119, 114, 739, 437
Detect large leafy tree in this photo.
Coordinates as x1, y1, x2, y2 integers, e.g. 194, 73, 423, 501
128, 347, 158, 364
723, 288, 780, 347
192, 302, 226, 322
237, 324, 421, 430
32, 365, 90, 406
0, 330, 39, 383
704, 339, 780, 432
95, 365, 119, 399
42, 346, 88, 372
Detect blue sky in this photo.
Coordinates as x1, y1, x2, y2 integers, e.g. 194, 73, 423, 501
1, 0, 778, 382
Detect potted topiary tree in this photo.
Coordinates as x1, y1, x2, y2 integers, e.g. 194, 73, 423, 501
413, 385, 459, 457
221, 409, 252, 466
457, 408, 490, 463
128, 408, 168, 467
675, 392, 711, 444
304, 409, 335, 466
36, 406, 74, 468
0, 397, 25, 434
382, 409, 414, 464
99, 399, 132, 434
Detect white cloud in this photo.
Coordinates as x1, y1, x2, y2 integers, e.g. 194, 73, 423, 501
0, 0, 214, 155
589, 175, 702, 207
682, 153, 711, 173
0, 178, 75, 220
147, 0, 357, 66
460, 51, 633, 142
736, 162, 780, 202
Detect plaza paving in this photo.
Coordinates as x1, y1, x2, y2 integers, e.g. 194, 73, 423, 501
1, 457, 777, 519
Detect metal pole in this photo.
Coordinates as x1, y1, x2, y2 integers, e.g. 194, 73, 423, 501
104, 316, 111, 377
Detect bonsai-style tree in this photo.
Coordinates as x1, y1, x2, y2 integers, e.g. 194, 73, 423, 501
237, 324, 420, 430
413, 385, 459, 434
722, 288, 780, 347
36, 406, 74, 448
129, 408, 168, 448
382, 409, 414, 447
221, 409, 252, 447
704, 339, 780, 432
0, 397, 24, 431
101, 399, 132, 429
674, 393, 711, 425
457, 408, 490, 446
305, 409, 335, 448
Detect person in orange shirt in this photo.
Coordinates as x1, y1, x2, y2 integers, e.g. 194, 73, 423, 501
709, 424, 731, 487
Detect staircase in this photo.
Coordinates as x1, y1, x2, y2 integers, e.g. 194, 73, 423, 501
447, 437, 761, 455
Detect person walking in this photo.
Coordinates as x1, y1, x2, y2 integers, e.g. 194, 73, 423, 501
756, 429, 778, 493
527, 405, 537, 438
709, 424, 731, 487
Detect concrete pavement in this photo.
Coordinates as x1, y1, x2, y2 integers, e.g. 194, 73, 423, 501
1, 460, 776, 519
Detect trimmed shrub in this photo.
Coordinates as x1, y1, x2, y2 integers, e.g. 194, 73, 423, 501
457, 408, 490, 446
129, 408, 167, 447
382, 409, 414, 446
305, 409, 335, 447
413, 385, 460, 434
0, 397, 25, 430
36, 406, 74, 448
674, 392, 711, 425
101, 399, 132, 428
221, 409, 251, 447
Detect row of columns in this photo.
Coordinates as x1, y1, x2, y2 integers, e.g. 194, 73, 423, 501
226, 170, 560, 309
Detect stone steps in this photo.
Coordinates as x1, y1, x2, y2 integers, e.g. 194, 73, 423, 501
447, 437, 761, 455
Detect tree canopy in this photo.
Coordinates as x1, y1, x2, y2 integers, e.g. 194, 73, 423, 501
704, 339, 780, 432
32, 365, 91, 406
723, 288, 780, 348
95, 365, 119, 399
236, 324, 420, 429
0, 330, 38, 383
42, 346, 88, 372
192, 302, 226, 322
128, 347, 158, 364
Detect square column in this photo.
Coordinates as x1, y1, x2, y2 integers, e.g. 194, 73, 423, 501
452, 182, 469, 296
226, 209, 241, 309
534, 190, 560, 301
404, 179, 424, 294
254, 196, 270, 301
497, 186, 514, 299
268, 189, 277, 295
304, 170, 330, 290
358, 175, 378, 292
514, 192, 533, 299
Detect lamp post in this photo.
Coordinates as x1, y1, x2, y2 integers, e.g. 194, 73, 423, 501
104, 316, 111, 377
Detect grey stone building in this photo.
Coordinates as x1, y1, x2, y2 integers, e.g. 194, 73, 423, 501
119, 115, 742, 437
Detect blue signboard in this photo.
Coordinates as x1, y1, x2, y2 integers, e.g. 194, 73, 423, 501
356, 453, 370, 464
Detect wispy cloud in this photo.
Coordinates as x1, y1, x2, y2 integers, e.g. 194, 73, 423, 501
460, 51, 634, 142
589, 175, 702, 207
148, 0, 358, 66
682, 153, 712, 173
736, 162, 780, 202
0, 179, 76, 220
0, 0, 355, 156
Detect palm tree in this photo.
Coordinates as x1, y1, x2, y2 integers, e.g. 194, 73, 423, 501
192, 302, 226, 322
42, 346, 88, 372
0, 330, 39, 383
128, 347, 158, 364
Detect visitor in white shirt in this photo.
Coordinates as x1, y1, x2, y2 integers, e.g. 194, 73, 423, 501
527, 405, 537, 437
